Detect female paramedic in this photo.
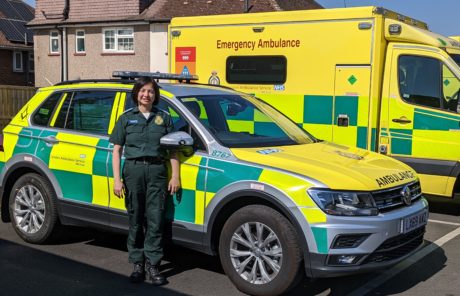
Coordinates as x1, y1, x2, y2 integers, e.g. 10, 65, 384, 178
110, 76, 181, 286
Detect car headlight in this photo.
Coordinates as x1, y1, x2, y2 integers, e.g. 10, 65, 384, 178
307, 189, 379, 216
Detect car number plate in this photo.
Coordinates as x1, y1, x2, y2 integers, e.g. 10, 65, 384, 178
402, 210, 428, 234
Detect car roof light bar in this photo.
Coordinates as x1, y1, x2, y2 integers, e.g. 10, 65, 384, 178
55, 79, 135, 86
112, 71, 199, 83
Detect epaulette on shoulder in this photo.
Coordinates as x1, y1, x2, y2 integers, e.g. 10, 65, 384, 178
121, 108, 134, 115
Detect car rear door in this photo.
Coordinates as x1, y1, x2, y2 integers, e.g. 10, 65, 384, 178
47, 89, 120, 226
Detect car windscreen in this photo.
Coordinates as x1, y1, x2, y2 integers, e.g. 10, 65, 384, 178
177, 94, 315, 148
449, 53, 460, 66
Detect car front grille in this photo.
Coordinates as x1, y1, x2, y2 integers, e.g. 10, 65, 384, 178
372, 181, 422, 212
362, 226, 425, 264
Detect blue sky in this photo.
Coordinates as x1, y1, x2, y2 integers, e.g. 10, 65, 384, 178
23, 0, 458, 37
316, 0, 458, 37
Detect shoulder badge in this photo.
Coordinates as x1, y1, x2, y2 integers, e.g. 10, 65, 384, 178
154, 114, 164, 125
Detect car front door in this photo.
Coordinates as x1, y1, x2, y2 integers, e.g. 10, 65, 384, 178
385, 44, 460, 197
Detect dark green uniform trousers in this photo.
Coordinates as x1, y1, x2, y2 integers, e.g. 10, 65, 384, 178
123, 160, 167, 265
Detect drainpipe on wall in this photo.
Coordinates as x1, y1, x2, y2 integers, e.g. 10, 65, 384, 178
244, 0, 253, 12
62, 27, 68, 81
24, 33, 29, 85
60, 0, 70, 82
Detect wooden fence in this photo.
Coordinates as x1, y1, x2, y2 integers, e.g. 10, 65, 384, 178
0, 85, 37, 130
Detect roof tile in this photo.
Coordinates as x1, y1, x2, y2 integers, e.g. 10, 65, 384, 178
141, 0, 322, 21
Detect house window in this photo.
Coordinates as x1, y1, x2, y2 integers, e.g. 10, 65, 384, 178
29, 52, 34, 72
103, 28, 134, 52
50, 30, 60, 54
13, 51, 23, 72
76, 30, 85, 53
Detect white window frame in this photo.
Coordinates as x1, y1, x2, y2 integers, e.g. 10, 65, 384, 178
13, 51, 23, 72
50, 30, 60, 54
102, 27, 134, 53
75, 29, 85, 53
28, 52, 34, 72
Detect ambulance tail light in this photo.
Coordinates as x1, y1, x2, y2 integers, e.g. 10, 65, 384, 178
0, 134, 4, 152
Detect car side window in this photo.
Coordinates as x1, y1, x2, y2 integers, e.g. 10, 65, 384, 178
124, 92, 134, 110
157, 99, 207, 152
398, 55, 443, 109
32, 92, 62, 126
124, 92, 206, 151
53, 90, 116, 135
125, 92, 206, 151
441, 64, 460, 113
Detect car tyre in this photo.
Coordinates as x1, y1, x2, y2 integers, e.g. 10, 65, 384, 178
9, 173, 59, 244
219, 205, 302, 296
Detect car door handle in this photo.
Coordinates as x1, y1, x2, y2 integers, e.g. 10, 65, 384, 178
337, 114, 349, 127
392, 117, 412, 124
43, 135, 59, 144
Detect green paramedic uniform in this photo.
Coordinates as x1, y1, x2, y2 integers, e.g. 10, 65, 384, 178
110, 106, 174, 265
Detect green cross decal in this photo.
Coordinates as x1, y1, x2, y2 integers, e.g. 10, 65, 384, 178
348, 75, 357, 85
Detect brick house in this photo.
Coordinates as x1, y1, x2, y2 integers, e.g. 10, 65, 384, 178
28, 0, 322, 87
0, 0, 34, 86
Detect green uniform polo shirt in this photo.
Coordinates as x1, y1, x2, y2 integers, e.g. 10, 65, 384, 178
109, 106, 174, 159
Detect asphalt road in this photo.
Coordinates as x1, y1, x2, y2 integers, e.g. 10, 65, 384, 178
1, 199, 459, 296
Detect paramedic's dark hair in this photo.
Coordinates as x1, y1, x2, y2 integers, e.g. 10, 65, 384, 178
131, 76, 160, 106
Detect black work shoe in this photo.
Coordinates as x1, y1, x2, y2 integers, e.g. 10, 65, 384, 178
146, 264, 167, 286
129, 263, 145, 283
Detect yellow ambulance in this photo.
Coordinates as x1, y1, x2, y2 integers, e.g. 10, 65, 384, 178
169, 6, 460, 201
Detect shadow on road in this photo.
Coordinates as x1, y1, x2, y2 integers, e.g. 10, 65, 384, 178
287, 240, 447, 295
51, 227, 225, 280
370, 244, 447, 295
1, 219, 449, 296
0, 237, 188, 296
83, 229, 225, 278
426, 195, 460, 216
62, 228, 447, 296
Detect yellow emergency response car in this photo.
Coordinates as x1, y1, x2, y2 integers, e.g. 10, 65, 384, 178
169, 6, 460, 201
0, 73, 427, 295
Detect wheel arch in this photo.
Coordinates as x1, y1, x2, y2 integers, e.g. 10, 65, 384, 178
1, 154, 63, 222
204, 189, 311, 268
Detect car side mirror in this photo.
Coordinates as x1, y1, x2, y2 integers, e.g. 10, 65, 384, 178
161, 131, 195, 157
161, 131, 194, 147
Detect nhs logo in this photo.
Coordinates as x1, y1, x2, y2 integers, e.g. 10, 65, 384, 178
274, 85, 285, 91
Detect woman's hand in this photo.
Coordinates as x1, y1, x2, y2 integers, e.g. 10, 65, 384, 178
169, 151, 181, 195
168, 176, 181, 194
112, 144, 124, 198
114, 178, 125, 198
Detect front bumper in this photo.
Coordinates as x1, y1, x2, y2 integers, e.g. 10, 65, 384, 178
305, 198, 428, 278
